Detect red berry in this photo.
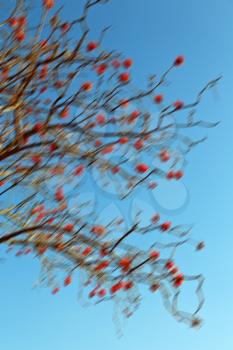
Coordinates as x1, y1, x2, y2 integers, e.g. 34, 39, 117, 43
175, 170, 183, 180
32, 154, 42, 164
154, 94, 163, 104
101, 145, 114, 155
55, 187, 64, 201
64, 275, 72, 286
167, 171, 175, 179
15, 29, 25, 42
124, 281, 134, 290
89, 290, 96, 298
118, 257, 131, 271
118, 137, 129, 144
91, 225, 105, 236
96, 114, 106, 125
9, 17, 18, 27
50, 142, 58, 152
64, 223, 74, 232
150, 250, 160, 261
173, 100, 184, 110
174, 55, 185, 66
59, 107, 70, 118
123, 58, 133, 69
43, 0, 55, 10
95, 260, 110, 271
110, 281, 123, 294
87, 41, 98, 52
61, 22, 70, 33
18, 16, 27, 27
159, 150, 170, 162
119, 72, 130, 83
151, 213, 160, 223
34, 122, 44, 132
165, 260, 174, 270
136, 163, 149, 174
96, 63, 108, 75
120, 99, 130, 108
74, 164, 85, 176
95, 139, 102, 147
112, 60, 121, 69
52, 287, 60, 295
111, 166, 120, 174
160, 221, 171, 231
134, 139, 144, 150
83, 246, 92, 256
173, 274, 184, 287
98, 289, 107, 297
81, 81, 93, 91
150, 283, 160, 292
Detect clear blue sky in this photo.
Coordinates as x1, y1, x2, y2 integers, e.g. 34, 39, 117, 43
1, 0, 233, 349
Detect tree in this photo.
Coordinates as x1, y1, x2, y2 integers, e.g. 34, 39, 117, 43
0, 0, 220, 328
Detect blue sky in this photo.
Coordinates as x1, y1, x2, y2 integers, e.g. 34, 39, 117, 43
1, 0, 233, 349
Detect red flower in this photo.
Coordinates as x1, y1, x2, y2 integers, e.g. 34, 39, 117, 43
154, 94, 163, 104
43, 0, 55, 10
87, 41, 98, 51
64, 275, 72, 287
136, 163, 149, 173
123, 58, 133, 69
174, 55, 185, 66
173, 100, 184, 110
119, 72, 130, 83
160, 221, 171, 231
